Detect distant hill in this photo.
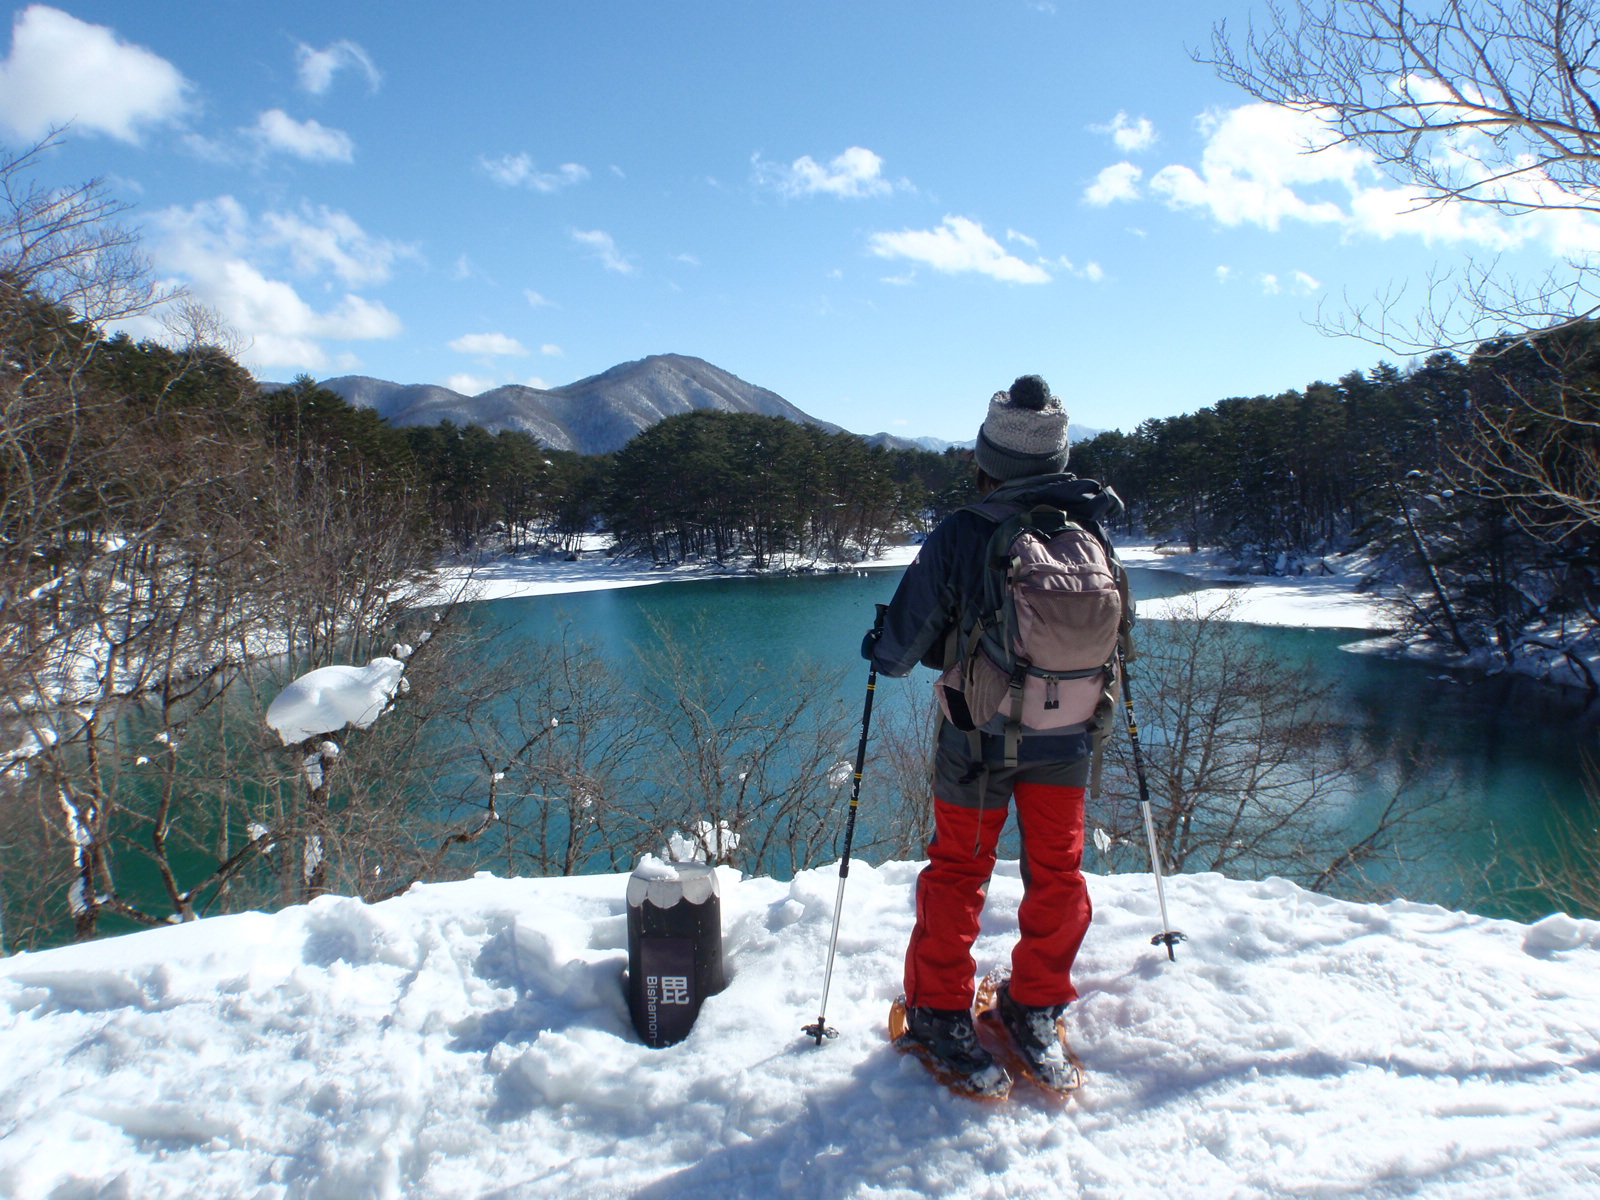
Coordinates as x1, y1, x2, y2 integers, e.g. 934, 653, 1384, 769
863, 425, 1101, 453
306, 354, 842, 456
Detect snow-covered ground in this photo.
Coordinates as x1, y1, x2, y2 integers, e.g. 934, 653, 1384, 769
2, 864, 1597, 1199
1120, 544, 1600, 690
1119, 544, 1391, 632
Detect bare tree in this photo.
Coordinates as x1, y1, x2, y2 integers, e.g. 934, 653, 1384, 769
634, 617, 858, 875
0, 141, 457, 940
1206, 0, 1600, 352
867, 682, 941, 861
451, 627, 653, 879
1493, 751, 1600, 918
1207, 2, 1600, 705
1, 134, 171, 324
1093, 595, 1455, 898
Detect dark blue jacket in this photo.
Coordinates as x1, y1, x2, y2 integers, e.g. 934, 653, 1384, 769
869, 473, 1124, 765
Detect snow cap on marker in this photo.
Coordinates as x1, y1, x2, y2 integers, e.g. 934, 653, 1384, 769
974, 374, 1070, 481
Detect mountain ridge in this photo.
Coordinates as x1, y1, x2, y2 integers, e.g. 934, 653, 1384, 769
308, 354, 842, 456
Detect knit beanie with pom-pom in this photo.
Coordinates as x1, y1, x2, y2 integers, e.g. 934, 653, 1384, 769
973, 374, 1070, 481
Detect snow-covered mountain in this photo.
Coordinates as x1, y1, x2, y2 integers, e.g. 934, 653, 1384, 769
2, 863, 1596, 1198
312, 354, 842, 456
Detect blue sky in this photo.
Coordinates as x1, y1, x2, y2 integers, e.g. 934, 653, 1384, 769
2, 1, 1587, 441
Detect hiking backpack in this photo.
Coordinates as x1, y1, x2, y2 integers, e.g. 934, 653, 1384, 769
935, 497, 1133, 788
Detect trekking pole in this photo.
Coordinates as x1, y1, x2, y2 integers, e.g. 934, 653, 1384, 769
804, 603, 887, 1045
1120, 652, 1187, 962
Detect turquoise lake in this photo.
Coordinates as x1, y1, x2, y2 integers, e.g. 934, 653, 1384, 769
472, 564, 1599, 919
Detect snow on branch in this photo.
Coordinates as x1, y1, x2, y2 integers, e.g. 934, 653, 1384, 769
265, 657, 408, 745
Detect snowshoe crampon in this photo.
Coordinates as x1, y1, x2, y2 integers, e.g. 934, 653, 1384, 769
889, 996, 1011, 1100
974, 969, 1084, 1098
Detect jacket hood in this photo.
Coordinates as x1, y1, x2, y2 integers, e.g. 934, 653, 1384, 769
985, 473, 1124, 524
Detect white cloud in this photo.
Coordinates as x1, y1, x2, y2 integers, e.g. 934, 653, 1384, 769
260, 205, 415, 286
1056, 256, 1105, 283
481, 153, 590, 192
161, 197, 411, 286
148, 196, 406, 370
178, 131, 243, 165
1092, 112, 1157, 154
572, 228, 633, 274
1149, 105, 1359, 231
674, 252, 701, 266
296, 39, 380, 95
755, 146, 896, 199
1006, 229, 1039, 249
540, 343, 562, 356
1084, 162, 1142, 206
1259, 273, 1281, 295
449, 332, 528, 357
1292, 270, 1321, 294
1143, 101, 1600, 258
1216, 265, 1233, 283
252, 109, 353, 163
524, 289, 555, 307
173, 257, 399, 368
0, 5, 189, 143
524, 374, 552, 389
868, 216, 1052, 284
445, 373, 496, 396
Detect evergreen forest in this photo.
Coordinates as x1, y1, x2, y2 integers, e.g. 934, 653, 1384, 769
1073, 335, 1600, 684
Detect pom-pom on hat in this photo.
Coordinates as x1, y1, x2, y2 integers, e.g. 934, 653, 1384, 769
974, 374, 1070, 481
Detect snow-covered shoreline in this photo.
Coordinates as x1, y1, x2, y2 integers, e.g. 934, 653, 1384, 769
1118, 543, 1392, 631
2, 864, 1596, 1198
431, 540, 922, 603
434, 537, 1392, 631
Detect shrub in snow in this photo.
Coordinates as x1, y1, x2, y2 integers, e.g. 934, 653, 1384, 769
265, 658, 407, 745
665, 820, 740, 863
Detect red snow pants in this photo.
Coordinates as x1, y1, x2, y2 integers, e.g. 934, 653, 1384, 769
903, 783, 1091, 1011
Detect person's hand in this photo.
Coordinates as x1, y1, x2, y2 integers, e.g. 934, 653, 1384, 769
860, 626, 882, 661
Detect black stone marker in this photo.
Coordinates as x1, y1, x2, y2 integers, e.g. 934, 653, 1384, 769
626, 859, 726, 1047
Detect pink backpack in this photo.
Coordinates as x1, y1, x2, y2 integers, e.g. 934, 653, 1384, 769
936, 500, 1132, 775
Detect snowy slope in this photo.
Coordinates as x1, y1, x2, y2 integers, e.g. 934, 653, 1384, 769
2, 865, 1598, 1199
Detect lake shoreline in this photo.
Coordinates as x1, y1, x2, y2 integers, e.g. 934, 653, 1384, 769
432, 536, 1600, 696
429, 540, 922, 603
436, 537, 1393, 631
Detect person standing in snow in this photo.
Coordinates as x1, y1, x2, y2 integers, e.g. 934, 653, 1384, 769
862, 375, 1125, 1093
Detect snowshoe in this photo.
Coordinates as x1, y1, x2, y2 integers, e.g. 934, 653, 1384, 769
889, 995, 1011, 1100
975, 969, 1084, 1097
